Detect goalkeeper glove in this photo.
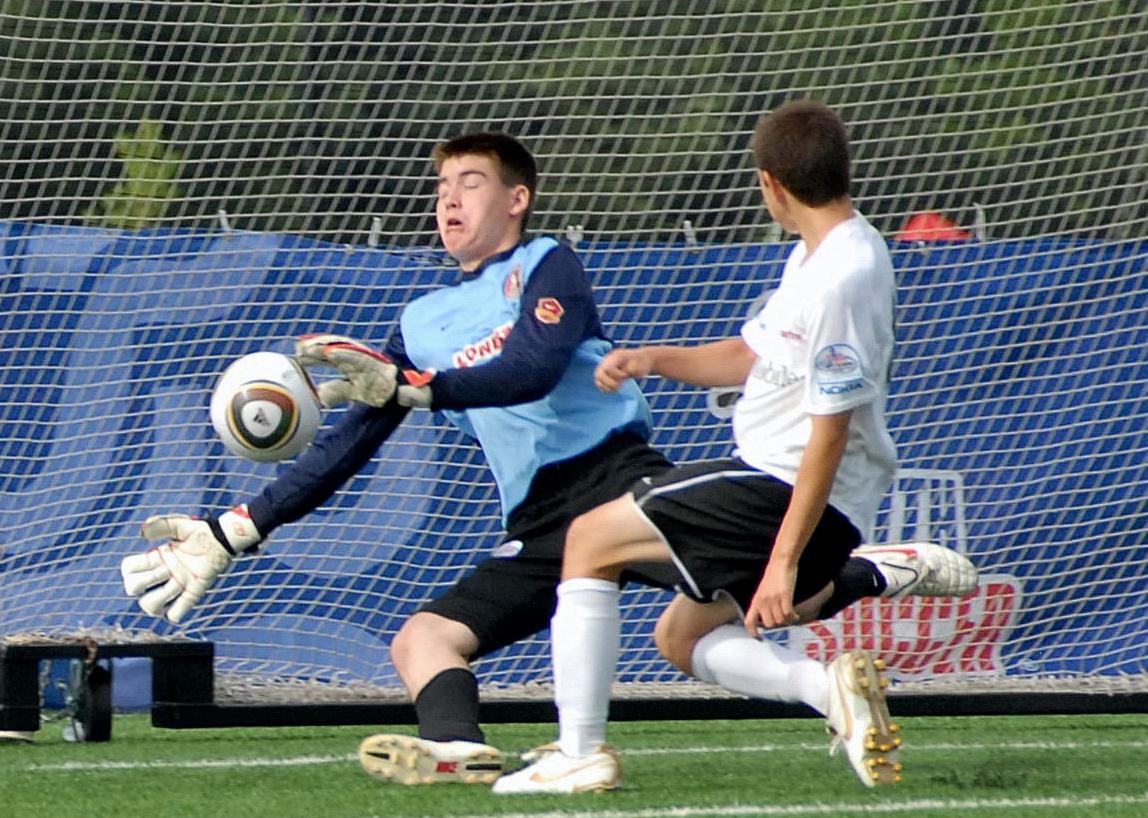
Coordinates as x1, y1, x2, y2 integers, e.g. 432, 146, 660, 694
396, 369, 435, 409
120, 506, 262, 625
295, 333, 398, 408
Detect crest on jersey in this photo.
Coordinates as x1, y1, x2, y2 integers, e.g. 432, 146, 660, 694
503, 265, 523, 298
814, 343, 863, 397
534, 297, 564, 324
814, 344, 860, 375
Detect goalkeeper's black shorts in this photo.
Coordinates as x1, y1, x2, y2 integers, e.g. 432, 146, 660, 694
421, 431, 679, 658
630, 456, 861, 615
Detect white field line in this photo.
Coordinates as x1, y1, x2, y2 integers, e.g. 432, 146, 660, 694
415, 793, 1148, 818
14, 737, 1148, 773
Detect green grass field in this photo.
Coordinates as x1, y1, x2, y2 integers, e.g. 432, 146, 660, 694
3, 713, 1147, 817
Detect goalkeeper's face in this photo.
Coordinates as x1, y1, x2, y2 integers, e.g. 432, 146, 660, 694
436, 154, 530, 271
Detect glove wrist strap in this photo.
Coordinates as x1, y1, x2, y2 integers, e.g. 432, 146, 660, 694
211, 505, 262, 555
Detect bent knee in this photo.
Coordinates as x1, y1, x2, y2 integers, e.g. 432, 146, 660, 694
564, 511, 615, 576
391, 612, 473, 671
653, 614, 696, 675
390, 616, 423, 670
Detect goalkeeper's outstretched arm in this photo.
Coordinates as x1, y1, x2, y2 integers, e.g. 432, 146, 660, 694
123, 332, 413, 624
245, 398, 409, 534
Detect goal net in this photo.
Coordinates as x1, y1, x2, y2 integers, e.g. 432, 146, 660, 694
1, 2, 1146, 710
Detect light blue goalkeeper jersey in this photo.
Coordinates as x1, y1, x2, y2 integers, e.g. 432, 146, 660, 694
399, 237, 651, 519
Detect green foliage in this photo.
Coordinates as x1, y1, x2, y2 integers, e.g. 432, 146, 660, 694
1, 1, 1143, 240
84, 120, 184, 229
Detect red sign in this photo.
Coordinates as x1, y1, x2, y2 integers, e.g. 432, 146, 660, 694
783, 575, 1022, 677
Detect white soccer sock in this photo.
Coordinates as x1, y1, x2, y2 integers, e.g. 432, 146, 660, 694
550, 577, 620, 758
690, 623, 830, 716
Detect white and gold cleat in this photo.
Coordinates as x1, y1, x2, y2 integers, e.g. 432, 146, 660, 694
358, 734, 503, 785
826, 650, 903, 787
854, 542, 978, 598
492, 743, 621, 794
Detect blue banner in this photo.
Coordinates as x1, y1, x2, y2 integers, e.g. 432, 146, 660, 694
1, 221, 1145, 689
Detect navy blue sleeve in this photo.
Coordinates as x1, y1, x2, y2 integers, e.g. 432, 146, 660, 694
381, 328, 417, 370
244, 328, 412, 535
427, 244, 603, 409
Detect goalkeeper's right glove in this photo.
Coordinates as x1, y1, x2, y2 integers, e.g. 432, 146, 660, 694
120, 506, 262, 625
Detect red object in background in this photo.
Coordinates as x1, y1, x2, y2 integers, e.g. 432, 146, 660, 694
896, 211, 973, 242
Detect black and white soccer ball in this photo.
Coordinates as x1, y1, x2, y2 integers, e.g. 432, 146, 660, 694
210, 351, 322, 462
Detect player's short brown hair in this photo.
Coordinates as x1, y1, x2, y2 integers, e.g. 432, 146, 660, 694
433, 132, 538, 228
750, 100, 851, 206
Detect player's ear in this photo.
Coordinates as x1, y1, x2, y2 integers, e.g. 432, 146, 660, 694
759, 170, 789, 208
758, 170, 776, 198
508, 184, 530, 219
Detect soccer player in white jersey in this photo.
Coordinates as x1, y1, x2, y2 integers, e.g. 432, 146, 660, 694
495, 100, 924, 795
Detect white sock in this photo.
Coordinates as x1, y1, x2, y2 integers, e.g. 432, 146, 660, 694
550, 577, 620, 757
690, 623, 830, 715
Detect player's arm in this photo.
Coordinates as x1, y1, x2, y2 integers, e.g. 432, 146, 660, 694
122, 332, 413, 624
748, 274, 889, 631
745, 409, 850, 633
245, 399, 410, 533
233, 328, 419, 533
401, 244, 597, 410
596, 337, 757, 393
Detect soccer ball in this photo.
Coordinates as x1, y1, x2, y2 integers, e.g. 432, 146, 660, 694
210, 351, 322, 462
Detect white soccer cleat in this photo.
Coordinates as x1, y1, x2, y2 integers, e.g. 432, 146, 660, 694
0, 730, 34, 744
854, 542, 978, 598
358, 734, 503, 785
492, 744, 621, 794
826, 650, 903, 787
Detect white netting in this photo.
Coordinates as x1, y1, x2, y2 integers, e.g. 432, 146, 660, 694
1, 1, 1146, 703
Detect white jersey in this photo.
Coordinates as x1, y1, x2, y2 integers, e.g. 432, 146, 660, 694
734, 212, 898, 535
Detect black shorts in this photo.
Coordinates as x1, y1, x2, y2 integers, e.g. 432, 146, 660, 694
421, 432, 679, 658
630, 457, 860, 615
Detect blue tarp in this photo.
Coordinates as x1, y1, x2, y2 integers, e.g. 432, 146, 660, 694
1, 221, 1145, 692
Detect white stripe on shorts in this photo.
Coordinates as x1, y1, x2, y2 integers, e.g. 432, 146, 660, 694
630, 468, 771, 603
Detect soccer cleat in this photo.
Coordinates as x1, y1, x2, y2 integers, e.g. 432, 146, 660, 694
492, 744, 621, 794
825, 650, 903, 788
358, 734, 503, 785
0, 730, 34, 744
853, 542, 978, 598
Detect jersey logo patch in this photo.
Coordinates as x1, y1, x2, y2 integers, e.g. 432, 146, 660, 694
814, 344, 864, 396
490, 539, 524, 558
503, 264, 523, 298
814, 344, 861, 376
534, 297, 564, 325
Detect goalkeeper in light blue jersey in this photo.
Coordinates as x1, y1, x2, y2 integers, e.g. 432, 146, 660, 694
123, 132, 680, 783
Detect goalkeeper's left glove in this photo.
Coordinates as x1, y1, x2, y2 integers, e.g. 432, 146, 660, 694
120, 506, 262, 625
295, 333, 398, 408
395, 369, 435, 409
